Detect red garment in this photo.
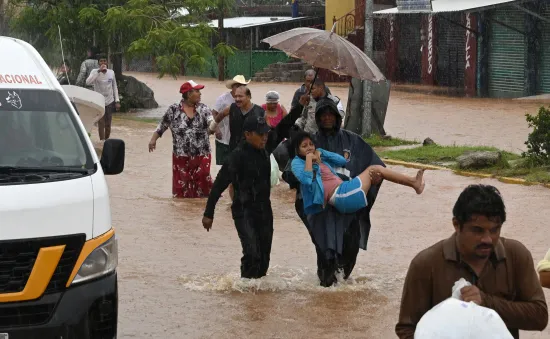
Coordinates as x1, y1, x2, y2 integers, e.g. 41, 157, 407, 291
172, 153, 213, 198
261, 103, 285, 127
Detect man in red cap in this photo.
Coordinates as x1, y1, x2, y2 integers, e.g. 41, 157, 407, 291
148, 80, 217, 198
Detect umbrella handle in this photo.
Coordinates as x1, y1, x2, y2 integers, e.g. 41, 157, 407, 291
301, 68, 319, 117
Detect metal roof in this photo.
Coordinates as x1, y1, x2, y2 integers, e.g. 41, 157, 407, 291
374, 0, 519, 14
208, 16, 308, 29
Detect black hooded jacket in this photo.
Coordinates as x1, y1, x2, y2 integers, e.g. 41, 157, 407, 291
303, 98, 385, 253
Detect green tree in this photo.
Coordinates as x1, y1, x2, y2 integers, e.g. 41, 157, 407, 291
9, 0, 236, 79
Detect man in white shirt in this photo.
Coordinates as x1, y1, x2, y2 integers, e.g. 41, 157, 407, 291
211, 75, 250, 201
295, 79, 345, 134
86, 54, 120, 140
212, 75, 250, 167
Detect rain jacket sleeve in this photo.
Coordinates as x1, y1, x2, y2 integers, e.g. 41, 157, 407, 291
203, 150, 240, 219
319, 148, 347, 168
291, 87, 304, 110
266, 102, 303, 154
290, 157, 313, 186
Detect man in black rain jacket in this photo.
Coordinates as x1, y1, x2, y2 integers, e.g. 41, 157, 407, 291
202, 94, 310, 279
287, 98, 385, 286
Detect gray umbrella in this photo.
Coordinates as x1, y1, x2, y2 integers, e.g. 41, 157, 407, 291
261, 26, 386, 82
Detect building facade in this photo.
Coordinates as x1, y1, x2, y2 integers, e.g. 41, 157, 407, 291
377, 0, 550, 98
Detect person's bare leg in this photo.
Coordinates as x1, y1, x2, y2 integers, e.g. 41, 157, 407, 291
357, 165, 425, 194
229, 183, 234, 201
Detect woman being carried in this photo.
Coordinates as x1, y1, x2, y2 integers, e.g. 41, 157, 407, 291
291, 132, 425, 215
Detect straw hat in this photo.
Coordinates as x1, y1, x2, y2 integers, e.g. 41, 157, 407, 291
225, 75, 251, 89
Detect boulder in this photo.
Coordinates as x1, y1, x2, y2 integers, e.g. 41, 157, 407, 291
457, 151, 502, 169
423, 137, 436, 146
119, 75, 159, 110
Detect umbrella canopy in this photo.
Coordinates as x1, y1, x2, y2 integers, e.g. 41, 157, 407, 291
262, 27, 385, 82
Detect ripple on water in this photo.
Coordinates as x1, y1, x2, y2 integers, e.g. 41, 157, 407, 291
178, 266, 404, 294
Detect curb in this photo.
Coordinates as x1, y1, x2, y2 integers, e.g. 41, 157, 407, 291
382, 158, 550, 189
382, 159, 447, 171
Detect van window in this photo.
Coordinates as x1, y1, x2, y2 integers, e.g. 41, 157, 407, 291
0, 89, 94, 174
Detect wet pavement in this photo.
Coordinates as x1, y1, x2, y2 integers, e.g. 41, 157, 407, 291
101, 74, 550, 338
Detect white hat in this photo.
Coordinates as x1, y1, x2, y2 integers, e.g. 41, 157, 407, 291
226, 75, 251, 89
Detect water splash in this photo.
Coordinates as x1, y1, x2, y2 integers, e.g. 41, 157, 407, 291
178, 266, 404, 294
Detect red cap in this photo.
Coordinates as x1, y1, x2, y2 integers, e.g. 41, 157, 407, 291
179, 80, 205, 94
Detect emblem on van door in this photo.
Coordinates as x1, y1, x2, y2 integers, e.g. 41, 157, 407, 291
6, 91, 22, 109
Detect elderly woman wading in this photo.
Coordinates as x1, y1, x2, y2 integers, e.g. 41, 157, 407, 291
148, 80, 217, 198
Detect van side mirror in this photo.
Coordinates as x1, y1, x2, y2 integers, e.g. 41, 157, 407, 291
100, 139, 125, 175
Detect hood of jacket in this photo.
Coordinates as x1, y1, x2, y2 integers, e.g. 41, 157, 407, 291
315, 98, 342, 132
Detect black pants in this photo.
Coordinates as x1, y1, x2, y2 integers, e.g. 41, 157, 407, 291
233, 205, 274, 279
295, 190, 360, 287
98, 102, 115, 140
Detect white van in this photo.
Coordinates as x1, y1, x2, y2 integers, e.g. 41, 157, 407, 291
0, 36, 124, 338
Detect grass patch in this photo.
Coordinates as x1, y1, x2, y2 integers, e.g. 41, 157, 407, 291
114, 115, 159, 124
378, 145, 550, 184
364, 135, 419, 147
378, 145, 520, 164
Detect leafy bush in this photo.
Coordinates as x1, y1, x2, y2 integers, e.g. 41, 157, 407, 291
523, 106, 550, 165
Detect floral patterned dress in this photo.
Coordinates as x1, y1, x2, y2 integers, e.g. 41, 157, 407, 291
156, 101, 214, 198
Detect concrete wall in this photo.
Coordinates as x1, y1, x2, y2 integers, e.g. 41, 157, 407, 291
325, 0, 356, 31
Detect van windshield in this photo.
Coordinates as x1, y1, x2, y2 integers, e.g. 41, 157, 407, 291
0, 89, 94, 174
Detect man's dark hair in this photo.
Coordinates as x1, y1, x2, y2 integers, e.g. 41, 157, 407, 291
96, 53, 107, 60
292, 131, 315, 158
312, 79, 326, 89
452, 184, 506, 228
89, 46, 99, 59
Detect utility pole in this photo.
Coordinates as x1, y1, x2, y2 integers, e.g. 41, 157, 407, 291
362, 0, 373, 137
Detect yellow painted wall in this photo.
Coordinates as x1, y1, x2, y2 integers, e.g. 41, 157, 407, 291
325, 0, 356, 32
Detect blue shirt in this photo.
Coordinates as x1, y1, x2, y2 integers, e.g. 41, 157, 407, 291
291, 148, 347, 215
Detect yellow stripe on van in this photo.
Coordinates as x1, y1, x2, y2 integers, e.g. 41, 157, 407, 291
66, 229, 115, 287
0, 245, 65, 303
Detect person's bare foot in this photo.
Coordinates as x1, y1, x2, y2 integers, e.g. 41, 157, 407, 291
414, 169, 426, 194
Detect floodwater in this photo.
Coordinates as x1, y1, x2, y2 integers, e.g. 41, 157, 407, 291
127, 72, 544, 152
101, 74, 550, 338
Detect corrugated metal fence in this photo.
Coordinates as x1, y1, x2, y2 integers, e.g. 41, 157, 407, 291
187, 50, 290, 79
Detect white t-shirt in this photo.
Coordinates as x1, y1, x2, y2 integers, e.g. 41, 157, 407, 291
213, 91, 234, 145
85, 69, 119, 106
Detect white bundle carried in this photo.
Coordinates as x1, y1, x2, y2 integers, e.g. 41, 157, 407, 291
270, 153, 280, 187
414, 278, 513, 339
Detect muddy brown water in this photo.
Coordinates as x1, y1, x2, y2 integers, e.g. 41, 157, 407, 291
99, 75, 549, 338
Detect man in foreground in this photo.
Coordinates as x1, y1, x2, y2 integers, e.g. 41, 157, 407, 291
396, 184, 548, 339
290, 98, 385, 287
